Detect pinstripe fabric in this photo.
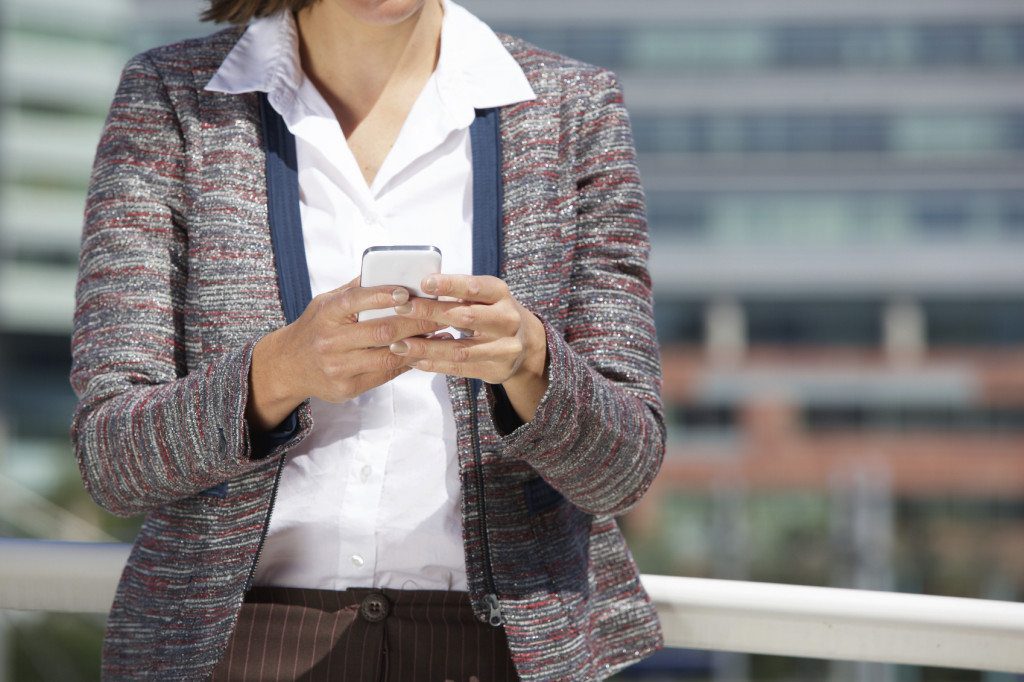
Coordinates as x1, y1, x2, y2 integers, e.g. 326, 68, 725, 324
71, 25, 664, 682
209, 588, 518, 681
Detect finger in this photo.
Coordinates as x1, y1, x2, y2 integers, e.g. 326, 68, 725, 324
392, 336, 523, 368
396, 297, 518, 338
345, 315, 445, 348
323, 284, 410, 319
421, 274, 508, 304
406, 357, 471, 378
328, 347, 408, 376
410, 356, 519, 384
403, 356, 512, 384
390, 337, 478, 363
394, 296, 462, 325
344, 365, 412, 397
320, 276, 365, 317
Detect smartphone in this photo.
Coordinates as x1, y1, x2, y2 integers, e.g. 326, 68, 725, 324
357, 245, 442, 322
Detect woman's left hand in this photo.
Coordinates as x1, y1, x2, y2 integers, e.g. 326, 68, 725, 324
388, 274, 550, 419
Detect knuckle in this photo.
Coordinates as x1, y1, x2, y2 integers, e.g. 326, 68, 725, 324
338, 289, 355, 311
310, 292, 328, 310
373, 322, 394, 345
312, 335, 332, 356
383, 351, 404, 370
453, 346, 470, 363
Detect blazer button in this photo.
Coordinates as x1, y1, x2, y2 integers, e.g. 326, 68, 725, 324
359, 593, 389, 623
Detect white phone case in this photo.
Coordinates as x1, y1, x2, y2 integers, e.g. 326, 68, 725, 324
357, 245, 442, 322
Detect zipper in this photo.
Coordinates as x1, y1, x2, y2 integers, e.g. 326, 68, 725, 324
244, 453, 286, 591
468, 378, 505, 626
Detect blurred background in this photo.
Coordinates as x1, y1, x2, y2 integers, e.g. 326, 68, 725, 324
1, 0, 1023, 679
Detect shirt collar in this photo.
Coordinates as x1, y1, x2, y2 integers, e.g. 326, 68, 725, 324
204, 0, 536, 127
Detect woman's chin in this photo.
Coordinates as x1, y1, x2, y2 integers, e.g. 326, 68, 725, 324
333, 0, 431, 27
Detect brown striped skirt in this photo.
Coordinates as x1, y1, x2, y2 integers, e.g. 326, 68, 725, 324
209, 586, 519, 681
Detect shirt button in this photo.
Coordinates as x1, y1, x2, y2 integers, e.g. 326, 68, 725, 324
351, 554, 365, 568
360, 465, 372, 482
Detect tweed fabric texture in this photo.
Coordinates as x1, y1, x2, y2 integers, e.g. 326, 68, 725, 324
71, 25, 665, 681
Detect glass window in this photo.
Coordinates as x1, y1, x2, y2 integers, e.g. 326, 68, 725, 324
645, 190, 1020, 245
0, 332, 76, 438
632, 111, 1021, 158
924, 300, 1024, 346
654, 299, 704, 344
893, 113, 1007, 157
913, 194, 971, 236
646, 194, 709, 237
772, 25, 845, 67
1007, 112, 1024, 151
628, 27, 769, 72
666, 404, 739, 440
917, 25, 983, 66
1001, 194, 1024, 234
745, 300, 882, 346
493, 22, 1024, 71
805, 405, 1024, 432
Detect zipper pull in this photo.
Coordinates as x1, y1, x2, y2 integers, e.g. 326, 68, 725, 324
484, 593, 505, 626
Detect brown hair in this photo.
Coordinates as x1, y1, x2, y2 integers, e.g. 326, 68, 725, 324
201, 0, 320, 24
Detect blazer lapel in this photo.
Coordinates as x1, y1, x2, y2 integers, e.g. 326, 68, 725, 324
469, 107, 503, 279
259, 92, 312, 325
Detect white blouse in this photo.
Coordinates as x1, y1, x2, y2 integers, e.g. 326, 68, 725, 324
205, 0, 535, 591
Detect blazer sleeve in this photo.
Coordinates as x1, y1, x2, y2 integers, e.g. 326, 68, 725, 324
70, 52, 310, 518
489, 68, 666, 517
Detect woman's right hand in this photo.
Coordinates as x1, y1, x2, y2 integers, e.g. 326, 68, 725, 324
246, 279, 445, 431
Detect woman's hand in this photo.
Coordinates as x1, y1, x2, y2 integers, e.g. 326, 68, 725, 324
387, 274, 549, 421
247, 278, 446, 431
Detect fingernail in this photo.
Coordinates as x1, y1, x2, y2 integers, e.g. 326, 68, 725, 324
394, 303, 413, 315
422, 276, 437, 294
389, 341, 409, 355
391, 288, 409, 304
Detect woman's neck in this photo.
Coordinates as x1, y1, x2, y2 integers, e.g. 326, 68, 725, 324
294, 0, 443, 134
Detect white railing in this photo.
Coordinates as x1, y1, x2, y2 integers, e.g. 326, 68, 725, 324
2, 538, 1023, 673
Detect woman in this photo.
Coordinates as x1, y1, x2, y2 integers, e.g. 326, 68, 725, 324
71, 0, 665, 678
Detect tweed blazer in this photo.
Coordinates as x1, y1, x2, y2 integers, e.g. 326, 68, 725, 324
71, 23, 665, 681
